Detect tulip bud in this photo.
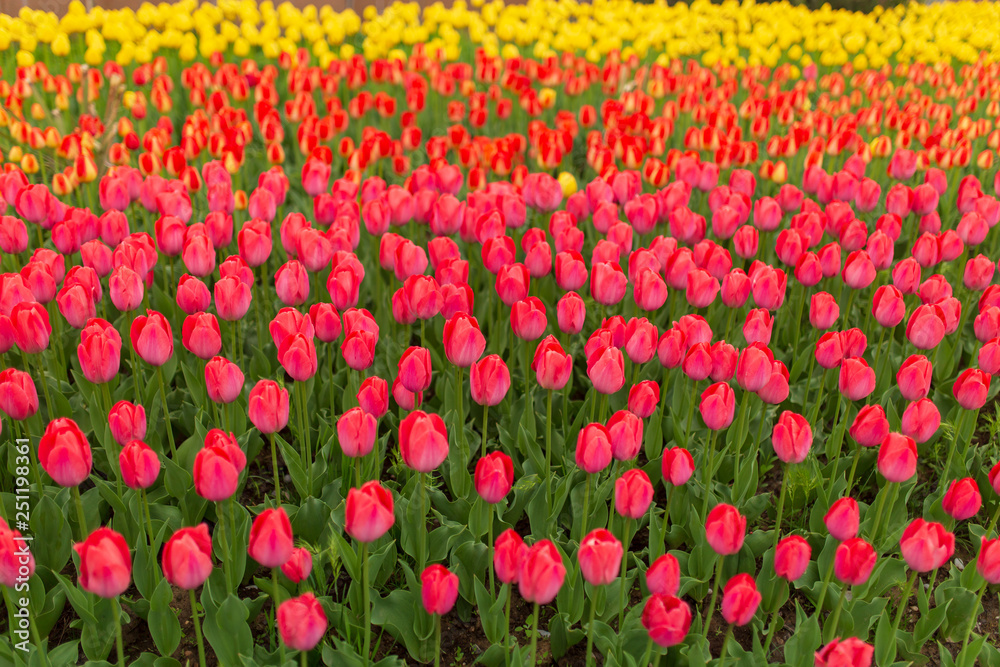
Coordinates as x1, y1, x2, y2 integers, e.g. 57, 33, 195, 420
824, 497, 859, 541
475, 451, 514, 504
774, 535, 811, 581
899, 519, 954, 572
277, 593, 328, 651
721, 573, 761, 626
614, 469, 653, 519
163, 524, 213, 590
518, 540, 566, 605
421, 564, 460, 615
578, 528, 623, 586
705, 504, 746, 555
834, 537, 877, 586
641, 593, 692, 648
345, 480, 395, 543
39, 417, 92, 488
74, 527, 132, 598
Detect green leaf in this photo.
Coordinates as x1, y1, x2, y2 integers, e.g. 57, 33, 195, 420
913, 598, 951, 647
202, 593, 254, 665
53, 571, 98, 626
80, 597, 115, 662
782, 604, 820, 667
31, 495, 72, 573
874, 609, 896, 667
275, 432, 310, 499
473, 579, 508, 644
148, 578, 181, 657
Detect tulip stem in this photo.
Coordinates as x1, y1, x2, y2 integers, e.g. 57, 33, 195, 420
640, 636, 654, 666
156, 365, 176, 456
419, 472, 428, 572
960, 579, 989, 654
361, 541, 371, 667
216, 501, 233, 594
301, 649, 308, 667
956, 408, 981, 483
29, 352, 53, 422
660, 485, 676, 555
985, 502, 1000, 537
434, 613, 442, 667
482, 403, 490, 460
101, 382, 124, 498
717, 625, 733, 667
189, 589, 207, 667
72, 485, 88, 540
270, 434, 281, 505
2, 585, 21, 667
684, 381, 698, 447
939, 410, 968, 489
456, 365, 465, 462
703, 555, 725, 634
584, 595, 597, 667
870, 482, 899, 549
823, 584, 846, 643
814, 552, 836, 616
892, 570, 918, 634
772, 463, 789, 549
487, 501, 495, 597
522, 339, 531, 407
700, 430, 720, 520
296, 381, 312, 495
273, 569, 286, 665
545, 390, 553, 521
844, 444, 863, 499
503, 584, 512, 667
580, 473, 592, 543
109, 597, 124, 667
141, 488, 155, 548
761, 580, 787, 657
809, 368, 829, 425
528, 602, 540, 667
598, 393, 608, 424
618, 517, 632, 634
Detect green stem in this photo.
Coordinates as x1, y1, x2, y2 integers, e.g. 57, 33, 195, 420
960, 580, 989, 654
844, 443, 863, 499
296, 381, 313, 496
29, 352, 53, 422
985, 502, 1000, 537
585, 594, 597, 667
72, 485, 88, 539
301, 648, 308, 667
101, 382, 123, 497
488, 501, 496, 597
504, 585, 512, 667
156, 365, 176, 456
419, 472, 428, 572
871, 482, 899, 548
704, 555, 725, 633
814, 554, 836, 615
809, 368, 829, 425
580, 473, 592, 543
545, 389, 553, 520
761, 581, 787, 657
700, 430, 720, 519
640, 636, 654, 667
189, 589, 207, 667
618, 518, 632, 633
529, 602, 540, 667
141, 488, 155, 548
684, 381, 699, 447
362, 541, 371, 667
216, 501, 233, 593
892, 570, 919, 633
270, 434, 281, 505
824, 585, 846, 643
940, 410, 968, 489
2, 586, 22, 667
718, 625, 733, 667
660, 486, 676, 553
772, 464, 789, 549
456, 366, 465, 464
434, 613, 442, 667
482, 403, 490, 459
111, 598, 124, 667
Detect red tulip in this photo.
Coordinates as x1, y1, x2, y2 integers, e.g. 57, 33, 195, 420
193, 431, 246, 502
556, 291, 587, 334
205, 356, 244, 404
661, 447, 695, 486
896, 355, 932, 401
834, 537, 876, 586
641, 594, 692, 648
614, 469, 653, 519
977, 537, 1000, 584
475, 451, 514, 503
119, 440, 159, 490
74, 527, 132, 598
495, 263, 530, 306
578, 528, 623, 586
646, 554, 680, 596
815, 637, 874, 667
182, 312, 222, 360
510, 297, 547, 341
214, 275, 252, 322
421, 564, 460, 615
399, 411, 449, 472
705, 504, 746, 555
953, 368, 991, 410
838, 358, 875, 401
280, 333, 319, 380
0, 368, 38, 421
575, 423, 613, 474
357, 376, 389, 418
849, 405, 889, 448
590, 261, 627, 306
277, 593, 327, 651
309, 303, 342, 343
771, 411, 812, 464
130, 310, 174, 366
248, 380, 290, 434
10, 302, 49, 354
587, 345, 625, 395
699, 382, 736, 430
824, 497, 860, 541
905, 305, 947, 350
899, 519, 954, 572
877, 432, 918, 482
78, 318, 122, 384
627, 380, 660, 419
494, 529, 526, 584
532, 336, 572, 391
274, 261, 310, 306
736, 343, 773, 392
518, 539, 566, 605
900, 398, 940, 443
248, 507, 294, 568
721, 573, 761, 626
607, 410, 643, 461
176, 275, 211, 315
39, 418, 92, 487
281, 547, 313, 583
469, 355, 511, 406
775, 535, 811, 581
337, 407, 378, 458
345, 480, 395, 543
162, 524, 213, 590
443, 313, 486, 368
108, 400, 146, 447
397, 346, 432, 394
942, 477, 981, 521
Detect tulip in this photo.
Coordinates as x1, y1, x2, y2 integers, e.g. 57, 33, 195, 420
397, 346, 432, 394
421, 564, 459, 616
824, 497, 860, 541
607, 410, 643, 462
78, 318, 122, 385
442, 313, 486, 368
475, 451, 514, 505
108, 400, 145, 447
878, 432, 918, 483
556, 291, 587, 334
896, 355, 932, 401
176, 275, 211, 315
119, 439, 159, 491
281, 548, 313, 584
337, 407, 378, 465
357, 376, 389, 418
204, 356, 244, 405
0, 368, 38, 422
721, 573, 761, 626
587, 345, 625, 399
838, 357, 876, 402
641, 594, 692, 648
976, 537, 1000, 585
74, 527, 132, 598
815, 637, 874, 667
193, 434, 245, 503
775, 535, 811, 582
615, 469, 653, 520
162, 524, 213, 590
578, 529, 623, 586
627, 380, 660, 419
277, 593, 327, 652
518, 539, 566, 665
706, 504, 746, 556
345, 480, 395, 544
182, 313, 223, 360
646, 554, 680, 597
39, 417, 92, 490
942, 477, 981, 521
899, 519, 955, 572
900, 398, 940, 443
